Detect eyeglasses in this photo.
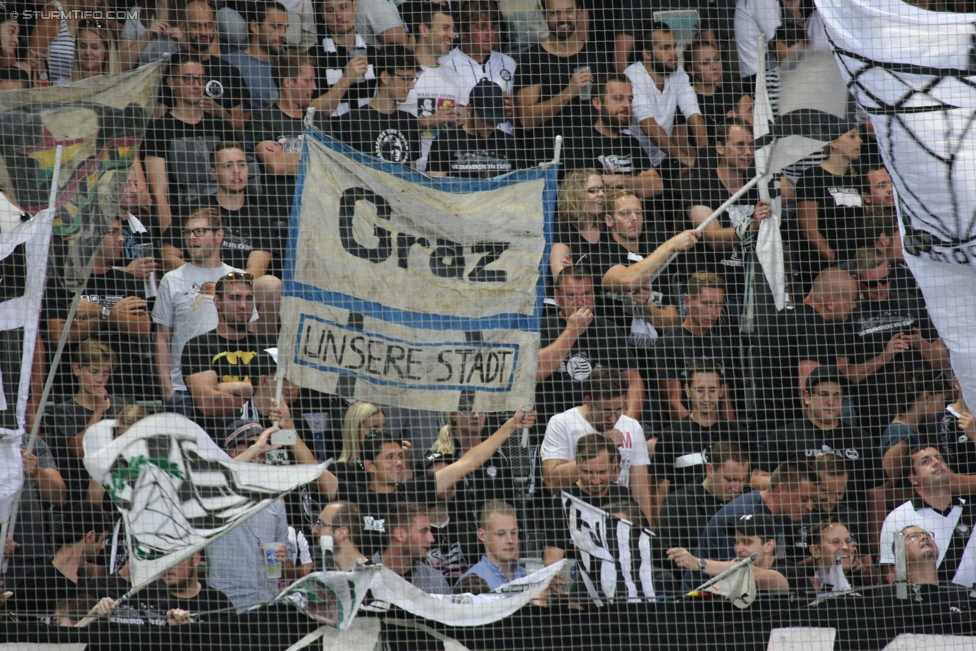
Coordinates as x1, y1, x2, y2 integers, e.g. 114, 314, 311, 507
177, 75, 206, 86
903, 530, 935, 544
313, 520, 334, 530
393, 72, 418, 83
184, 227, 215, 238
859, 277, 890, 289
106, 228, 123, 238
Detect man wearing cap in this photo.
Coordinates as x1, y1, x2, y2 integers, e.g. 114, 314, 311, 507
181, 272, 271, 436
693, 461, 819, 568
668, 513, 801, 592
561, 73, 662, 199
425, 79, 526, 178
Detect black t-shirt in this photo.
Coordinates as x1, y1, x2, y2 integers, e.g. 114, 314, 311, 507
148, 581, 234, 621
932, 407, 976, 476
338, 473, 441, 558
8, 562, 82, 618
757, 418, 886, 499
653, 417, 745, 488
158, 56, 252, 111
45, 269, 155, 400
794, 166, 866, 264
653, 325, 741, 394
513, 42, 609, 157
184, 195, 280, 276
656, 483, 727, 561
536, 302, 638, 425
553, 220, 604, 281
683, 163, 761, 296
426, 127, 525, 178
542, 484, 633, 553
561, 126, 653, 177
314, 39, 380, 117
336, 107, 421, 164
690, 82, 748, 135
142, 113, 237, 213
248, 105, 333, 216
179, 330, 272, 436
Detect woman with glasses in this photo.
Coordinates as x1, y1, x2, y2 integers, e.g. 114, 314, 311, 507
549, 169, 605, 280
421, 411, 519, 578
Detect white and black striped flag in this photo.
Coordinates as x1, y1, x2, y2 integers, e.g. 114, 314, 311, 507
563, 492, 656, 605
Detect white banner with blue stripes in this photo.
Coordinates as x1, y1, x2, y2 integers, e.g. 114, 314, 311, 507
277, 128, 555, 413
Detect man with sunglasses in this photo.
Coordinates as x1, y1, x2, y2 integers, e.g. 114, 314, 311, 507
180, 270, 271, 435
848, 246, 950, 434
878, 446, 976, 587
153, 209, 253, 416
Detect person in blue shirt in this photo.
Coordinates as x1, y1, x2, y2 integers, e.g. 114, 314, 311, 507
455, 501, 527, 594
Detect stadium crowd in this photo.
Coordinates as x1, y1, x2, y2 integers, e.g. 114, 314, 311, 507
0, 0, 975, 632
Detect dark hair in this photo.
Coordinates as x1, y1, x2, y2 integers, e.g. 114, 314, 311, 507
362, 430, 403, 463
387, 502, 427, 539
685, 359, 723, 384
594, 73, 630, 100
642, 21, 673, 53
210, 141, 245, 167
329, 501, 364, 547
272, 52, 315, 87
576, 433, 620, 464
908, 444, 942, 476
248, 1, 288, 25
399, 0, 451, 34
769, 461, 819, 490
165, 52, 204, 79
53, 502, 114, 549
606, 500, 646, 528
708, 440, 751, 466
554, 265, 592, 292
374, 45, 417, 78
457, 1, 500, 33
583, 367, 627, 402
478, 500, 517, 530
715, 117, 751, 148
810, 515, 849, 548
863, 212, 898, 243
891, 369, 952, 416
814, 452, 849, 477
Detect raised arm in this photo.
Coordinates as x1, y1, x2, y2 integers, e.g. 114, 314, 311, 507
435, 411, 535, 495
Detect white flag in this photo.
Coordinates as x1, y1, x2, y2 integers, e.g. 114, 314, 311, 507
83, 412, 325, 590
275, 566, 379, 630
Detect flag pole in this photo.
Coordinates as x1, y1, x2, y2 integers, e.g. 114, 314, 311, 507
2, 145, 64, 572
645, 171, 764, 286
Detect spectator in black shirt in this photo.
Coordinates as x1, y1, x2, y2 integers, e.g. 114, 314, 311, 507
935, 374, 976, 477
252, 53, 329, 217
685, 118, 772, 307
881, 370, 953, 484
655, 360, 745, 491
654, 272, 740, 421
46, 216, 154, 401
536, 266, 643, 425
684, 41, 752, 140
6, 502, 113, 619
143, 1, 252, 136
181, 271, 270, 435
657, 441, 752, 561
562, 73, 663, 199
587, 190, 701, 340
309, 0, 375, 118
426, 79, 524, 179
336, 45, 421, 165
143, 53, 237, 228
549, 170, 606, 280
514, 0, 608, 159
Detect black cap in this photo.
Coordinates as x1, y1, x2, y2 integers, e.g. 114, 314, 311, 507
805, 365, 847, 393
726, 513, 778, 542
224, 420, 265, 450
469, 79, 507, 124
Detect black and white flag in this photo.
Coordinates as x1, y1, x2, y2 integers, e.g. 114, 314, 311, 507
563, 493, 655, 605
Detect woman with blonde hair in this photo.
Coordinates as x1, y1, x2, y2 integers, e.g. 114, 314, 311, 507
70, 22, 121, 81
549, 169, 605, 279
334, 401, 416, 488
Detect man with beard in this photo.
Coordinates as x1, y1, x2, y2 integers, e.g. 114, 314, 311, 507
514, 0, 609, 160
140, 1, 251, 136
624, 22, 706, 180
309, 0, 376, 118
562, 74, 663, 199
223, 3, 289, 111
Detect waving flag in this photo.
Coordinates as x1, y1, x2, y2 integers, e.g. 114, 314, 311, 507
277, 128, 553, 413
83, 413, 325, 591
0, 63, 161, 288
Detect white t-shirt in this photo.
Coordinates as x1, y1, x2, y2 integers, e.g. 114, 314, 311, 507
878, 497, 968, 571
399, 64, 469, 118
355, 0, 405, 46
440, 48, 517, 135
735, 0, 782, 78
151, 262, 239, 392
624, 62, 701, 167
541, 407, 650, 487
